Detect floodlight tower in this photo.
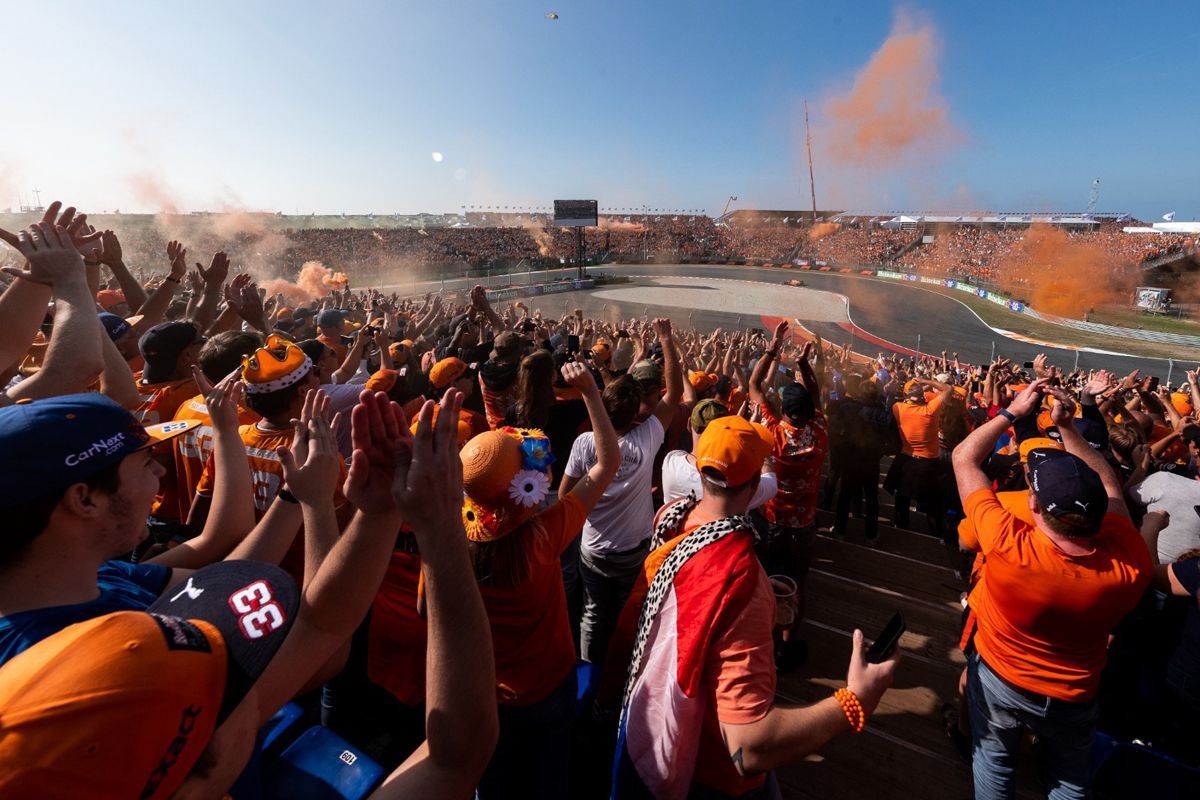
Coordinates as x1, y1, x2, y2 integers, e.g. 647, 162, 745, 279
1086, 179, 1100, 215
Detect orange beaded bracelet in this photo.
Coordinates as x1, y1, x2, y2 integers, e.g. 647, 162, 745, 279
834, 688, 866, 734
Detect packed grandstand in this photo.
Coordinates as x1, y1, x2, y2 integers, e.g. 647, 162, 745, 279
1, 200, 1199, 800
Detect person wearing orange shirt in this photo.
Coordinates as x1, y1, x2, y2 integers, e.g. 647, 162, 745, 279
368, 361, 620, 799
951, 379, 1151, 800
169, 331, 263, 521
747, 322, 827, 672
315, 308, 350, 364
133, 321, 205, 425
888, 375, 952, 541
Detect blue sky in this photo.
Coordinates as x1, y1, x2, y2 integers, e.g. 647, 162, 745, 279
1, 1, 1197, 220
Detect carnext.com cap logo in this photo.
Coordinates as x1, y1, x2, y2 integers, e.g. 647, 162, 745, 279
65, 432, 128, 466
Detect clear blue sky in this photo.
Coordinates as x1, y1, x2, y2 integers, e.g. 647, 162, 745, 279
1, 1, 1197, 220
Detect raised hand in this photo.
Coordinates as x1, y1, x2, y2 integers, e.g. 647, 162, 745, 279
99, 230, 123, 267
186, 270, 204, 295
1045, 386, 1077, 427
392, 389, 464, 537
197, 252, 230, 289
0, 222, 85, 286
771, 319, 789, 347
561, 361, 599, 395
343, 389, 408, 515
166, 241, 188, 281
1032, 353, 1049, 378
1006, 378, 1050, 418
652, 316, 672, 340
1083, 369, 1114, 398
202, 369, 245, 434
278, 389, 341, 506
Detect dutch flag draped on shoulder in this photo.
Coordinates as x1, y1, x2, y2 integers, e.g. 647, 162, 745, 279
611, 501, 758, 799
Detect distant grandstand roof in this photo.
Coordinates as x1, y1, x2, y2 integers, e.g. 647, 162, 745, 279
724, 209, 843, 225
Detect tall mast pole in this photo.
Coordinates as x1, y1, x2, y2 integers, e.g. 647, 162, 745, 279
804, 100, 818, 224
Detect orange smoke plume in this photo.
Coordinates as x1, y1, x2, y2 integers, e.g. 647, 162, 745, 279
997, 225, 1133, 317
807, 222, 841, 241
126, 172, 181, 214
261, 261, 345, 304
823, 12, 960, 167
598, 218, 646, 233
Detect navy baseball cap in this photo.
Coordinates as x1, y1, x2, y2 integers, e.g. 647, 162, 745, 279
316, 309, 348, 329
782, 383, 814, 421
0, 394, 200, 506
98, 313, 132, 343
139, 321, 204, 384
1026, 449, 1108, 534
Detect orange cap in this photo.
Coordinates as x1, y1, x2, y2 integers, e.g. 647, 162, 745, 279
274, 306, 294, 321
0, 612, 226, 799
695, 415, 772, 488
591, 340, 611, 360
366, 368, 398, 393
1019, 436, 1064, 463
429, 357, 468, 389
688, 371, 719, 393
410, 405, 473, 449
1171, 392, 1193, 416
387, 342, 411, 363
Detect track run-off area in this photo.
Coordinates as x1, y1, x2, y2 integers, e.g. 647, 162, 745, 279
385, 263, 1184, 378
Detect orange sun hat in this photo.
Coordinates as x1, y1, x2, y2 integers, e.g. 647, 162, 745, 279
459, 427, 555, 542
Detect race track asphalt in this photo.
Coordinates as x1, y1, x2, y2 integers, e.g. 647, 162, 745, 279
385, 263, 1176, 379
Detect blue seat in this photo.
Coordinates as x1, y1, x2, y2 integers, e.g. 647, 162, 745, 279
575, 659, 599, 716
1090, 731, 1200, 799
263, 726, 385, 800
261, 702, 306, 753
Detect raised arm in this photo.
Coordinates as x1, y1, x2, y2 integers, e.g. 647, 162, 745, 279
5, 224, 104, 403
749, 320, 788, 408
98, 229, 148, 312
653, 317, 683, 429
1047, 386, 1130, 519
150, 374, 259, 570
952, 379, 1049, 503
560, 362, 620, 515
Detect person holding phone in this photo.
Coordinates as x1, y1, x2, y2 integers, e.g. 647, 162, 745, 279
608, 415, 900, 798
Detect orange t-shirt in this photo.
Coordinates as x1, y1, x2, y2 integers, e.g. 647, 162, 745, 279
964, 488, 1151, 702
133, 376, 198, 425
369, 493, 589, 708
893, 395, 944, 458
603, 502, 776, 797
169, 395, 260, 520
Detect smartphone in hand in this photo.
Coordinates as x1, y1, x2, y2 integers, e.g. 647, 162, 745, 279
865, 611, 906, 664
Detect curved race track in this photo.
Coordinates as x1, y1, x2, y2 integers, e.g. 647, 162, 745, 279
386, 263, 1175, 378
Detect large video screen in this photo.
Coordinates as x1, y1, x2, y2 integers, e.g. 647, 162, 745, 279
554, 200, 598, 228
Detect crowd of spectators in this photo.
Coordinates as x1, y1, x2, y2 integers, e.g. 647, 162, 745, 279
0, 200, 1197, 798
5, 212, 1192, 297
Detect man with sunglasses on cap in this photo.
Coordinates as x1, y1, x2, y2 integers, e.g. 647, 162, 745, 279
951, 379, 1151, 800
611, 414, 899, 798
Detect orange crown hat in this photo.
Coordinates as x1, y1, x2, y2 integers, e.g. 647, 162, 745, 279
241, 335, 313, 395
430, 357, 468, 390
460, 427, 555, 542
695, 415, 773, 488
387, 342, 411, 364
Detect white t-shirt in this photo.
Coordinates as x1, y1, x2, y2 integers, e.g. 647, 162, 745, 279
660, 449, 778, 510
565, 415, 664, 554
1128, 470, 1200, 563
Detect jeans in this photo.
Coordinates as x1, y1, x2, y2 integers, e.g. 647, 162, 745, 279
967, 651, 1098, 800
579, 541, 649, 665
561, 535, 582, 649
476, 668, 578, 800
